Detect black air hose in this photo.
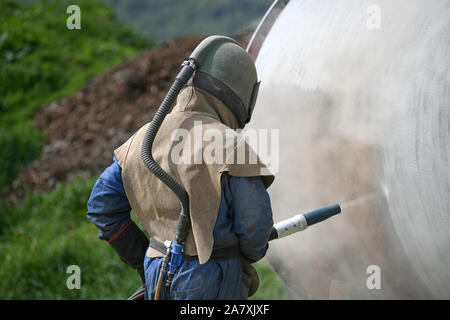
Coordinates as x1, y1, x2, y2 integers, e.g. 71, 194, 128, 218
141, 59, 197, 244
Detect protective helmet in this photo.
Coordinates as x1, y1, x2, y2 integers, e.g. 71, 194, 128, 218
188, 35, 260, 128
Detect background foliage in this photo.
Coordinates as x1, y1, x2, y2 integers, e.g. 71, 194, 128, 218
102, 0, 272, 44
0, 0, 151, 190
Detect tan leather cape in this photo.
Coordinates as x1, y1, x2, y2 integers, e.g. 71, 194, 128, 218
114, 86, 274, 264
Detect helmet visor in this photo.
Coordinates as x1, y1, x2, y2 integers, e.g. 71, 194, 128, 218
246, 81, 261, 124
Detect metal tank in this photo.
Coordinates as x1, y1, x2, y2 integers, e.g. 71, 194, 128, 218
246, 0, 450, 299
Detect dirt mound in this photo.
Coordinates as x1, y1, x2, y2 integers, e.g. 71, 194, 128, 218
8, 33, 251, 202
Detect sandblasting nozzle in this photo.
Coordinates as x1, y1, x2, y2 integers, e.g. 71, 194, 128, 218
269, 204, 341, 241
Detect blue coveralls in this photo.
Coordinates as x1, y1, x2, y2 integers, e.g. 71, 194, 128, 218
87, 157, 273, 299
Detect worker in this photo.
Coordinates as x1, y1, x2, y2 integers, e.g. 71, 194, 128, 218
87, 35, 274, 300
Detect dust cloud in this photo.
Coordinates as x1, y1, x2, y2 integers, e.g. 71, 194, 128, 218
249, 0, 450, 299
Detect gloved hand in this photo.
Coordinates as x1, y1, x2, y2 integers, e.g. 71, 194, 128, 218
108, 221, 149, 284
241, 257, 260, 297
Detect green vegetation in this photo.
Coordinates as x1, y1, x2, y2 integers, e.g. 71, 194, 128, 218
102, 0, 272, 43
0, 178, 137, 299
0, 0, 152, 190
0, 178, 287, 299
251, 259, 290, 300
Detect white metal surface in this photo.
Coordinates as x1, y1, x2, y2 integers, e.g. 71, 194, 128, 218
250, 0, 450, 299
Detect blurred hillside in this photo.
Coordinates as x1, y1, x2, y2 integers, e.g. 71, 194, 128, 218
0, 0, 152, 193
20, 0, 273, 44
101, 0, 272, 43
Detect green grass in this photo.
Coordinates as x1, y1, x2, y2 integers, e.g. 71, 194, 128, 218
251, 259, 290, 300
0, 177, 288, 299
0, 0, 153, 191
0, 178, 138, 299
